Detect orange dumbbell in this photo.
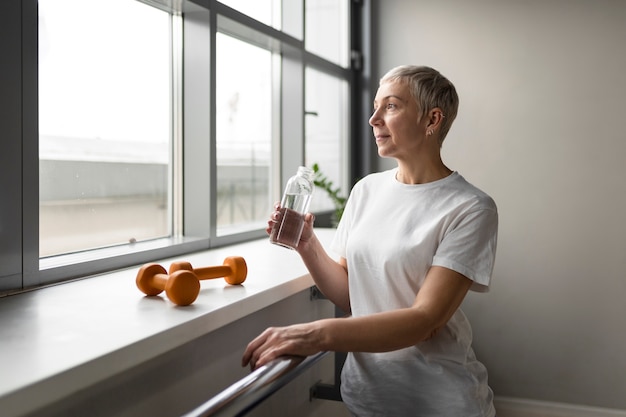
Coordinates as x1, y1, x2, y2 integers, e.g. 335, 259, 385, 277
135, 263, 201, 306
169, 256, 247, 285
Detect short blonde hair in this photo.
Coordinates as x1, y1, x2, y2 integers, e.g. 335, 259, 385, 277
380, 65, 458, 145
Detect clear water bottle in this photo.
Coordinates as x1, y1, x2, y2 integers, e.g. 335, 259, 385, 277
269, 166, 314, 249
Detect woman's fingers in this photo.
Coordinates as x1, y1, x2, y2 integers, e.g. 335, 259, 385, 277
265, 202, 282, 235
242, 325, 317, 370
241, 329, 270, 367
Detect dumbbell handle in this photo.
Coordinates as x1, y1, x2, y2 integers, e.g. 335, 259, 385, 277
148, 272, 169, 289
170, 263, 234, 280
194, 265, 232, 280
169, 257, 247, 285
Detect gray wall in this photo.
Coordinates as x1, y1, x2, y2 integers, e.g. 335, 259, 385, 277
373, 0, 626, 410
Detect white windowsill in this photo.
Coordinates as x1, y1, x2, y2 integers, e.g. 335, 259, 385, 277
0, 228, 336, 417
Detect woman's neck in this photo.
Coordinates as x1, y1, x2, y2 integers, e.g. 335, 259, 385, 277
395, 158, 453, 185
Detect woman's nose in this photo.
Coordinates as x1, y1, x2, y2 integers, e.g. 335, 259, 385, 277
369, 109, 382, 126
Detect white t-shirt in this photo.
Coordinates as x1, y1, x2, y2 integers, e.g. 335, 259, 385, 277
330, 169, 498, 417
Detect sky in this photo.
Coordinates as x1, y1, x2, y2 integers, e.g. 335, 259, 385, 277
38, 0, 171, 146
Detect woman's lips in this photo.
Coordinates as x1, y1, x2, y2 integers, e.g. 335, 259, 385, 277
375, 134, 390, 143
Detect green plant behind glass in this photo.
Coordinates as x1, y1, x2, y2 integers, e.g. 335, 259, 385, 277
312, 163, 347, 227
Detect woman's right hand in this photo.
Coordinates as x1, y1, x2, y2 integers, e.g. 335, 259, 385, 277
266, 202, 316, 247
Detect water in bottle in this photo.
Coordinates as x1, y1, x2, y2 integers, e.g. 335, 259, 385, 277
269, 166, 314, 249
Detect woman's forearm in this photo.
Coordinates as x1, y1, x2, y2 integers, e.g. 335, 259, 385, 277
241, 306, 435, 369
297, 233, 350, 312
313, 307, 438, 353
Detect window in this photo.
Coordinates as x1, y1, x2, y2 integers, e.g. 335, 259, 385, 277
305, 67, 349, 213
215, 33, 273, 236
219, 0, 280, 29
38, 0, 172, 257
0, 0, 361, 292
305, 0, 350, 67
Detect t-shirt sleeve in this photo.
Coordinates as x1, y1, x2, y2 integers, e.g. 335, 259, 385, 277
432, 205, 498, 292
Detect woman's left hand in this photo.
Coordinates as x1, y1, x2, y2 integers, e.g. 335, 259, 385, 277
241, 322, 322, 370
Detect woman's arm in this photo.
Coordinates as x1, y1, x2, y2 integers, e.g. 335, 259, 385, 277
268, 206, 350, 312
296, 215, 350, 312
241, 265, 473, 369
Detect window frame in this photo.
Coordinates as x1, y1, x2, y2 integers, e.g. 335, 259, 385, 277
0, 0, 369, 293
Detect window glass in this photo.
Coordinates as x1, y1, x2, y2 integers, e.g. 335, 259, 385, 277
305, 0, 350, 67
282, 0, 304, 40
305, 67, 349, 213
219, 0, 281, 29
215, 33, 273, 235
38, 0, 171, 257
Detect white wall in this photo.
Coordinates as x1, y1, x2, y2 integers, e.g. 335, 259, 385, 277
373, 0, 626, 410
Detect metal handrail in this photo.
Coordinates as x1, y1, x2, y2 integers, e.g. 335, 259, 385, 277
182, 352, 329, 417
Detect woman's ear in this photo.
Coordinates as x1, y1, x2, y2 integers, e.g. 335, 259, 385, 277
426, 108, 445, 136
427, 108, 445, 128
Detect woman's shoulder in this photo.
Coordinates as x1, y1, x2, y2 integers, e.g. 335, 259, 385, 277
450, 173, 497, 212
347, 169, 395, 198
354, 168, 395, 187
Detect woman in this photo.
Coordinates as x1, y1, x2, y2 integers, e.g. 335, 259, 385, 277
242, 65, 498, 416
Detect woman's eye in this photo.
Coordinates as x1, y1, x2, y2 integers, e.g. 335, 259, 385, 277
371, 103, 395, 114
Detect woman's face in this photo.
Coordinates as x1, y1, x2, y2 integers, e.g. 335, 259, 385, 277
369, 80, 426, 159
